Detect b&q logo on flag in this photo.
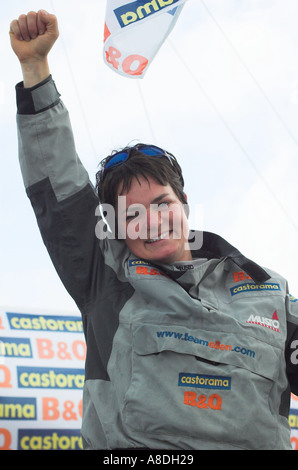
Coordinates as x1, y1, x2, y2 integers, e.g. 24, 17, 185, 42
103, 0, 188, 78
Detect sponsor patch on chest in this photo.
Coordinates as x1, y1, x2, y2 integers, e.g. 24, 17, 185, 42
246, 311, 280, 333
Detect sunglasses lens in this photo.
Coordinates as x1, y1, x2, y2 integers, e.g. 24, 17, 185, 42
104, 151, 129, 170
138, 145, 164, 157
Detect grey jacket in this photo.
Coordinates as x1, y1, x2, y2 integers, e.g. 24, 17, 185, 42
16, 76, 298, 450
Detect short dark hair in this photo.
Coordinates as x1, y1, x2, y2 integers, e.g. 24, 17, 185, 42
95, 143, 187, 210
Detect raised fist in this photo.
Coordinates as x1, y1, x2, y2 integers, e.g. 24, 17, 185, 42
10, 10, 59, 64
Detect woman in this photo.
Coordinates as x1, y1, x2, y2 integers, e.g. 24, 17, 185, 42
10, 10, 298, 450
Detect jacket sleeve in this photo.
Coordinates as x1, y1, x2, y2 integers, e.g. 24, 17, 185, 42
16, 75, 102, 312
285, 290, 298, 396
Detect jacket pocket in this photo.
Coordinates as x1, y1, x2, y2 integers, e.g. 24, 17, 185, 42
123, 323, 281, 449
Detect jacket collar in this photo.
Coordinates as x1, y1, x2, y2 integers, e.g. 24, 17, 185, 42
155, 231, 270, 284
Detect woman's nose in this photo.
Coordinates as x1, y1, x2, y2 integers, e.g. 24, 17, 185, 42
148, 205, 171, 238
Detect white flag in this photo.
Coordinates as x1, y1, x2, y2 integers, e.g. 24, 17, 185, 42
103, 0, 188, 78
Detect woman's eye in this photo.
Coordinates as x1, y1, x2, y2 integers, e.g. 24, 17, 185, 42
158, 202, 170, 210
126, 210, 140, 221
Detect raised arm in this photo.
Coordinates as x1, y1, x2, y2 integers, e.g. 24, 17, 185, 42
9, 10, 103, 312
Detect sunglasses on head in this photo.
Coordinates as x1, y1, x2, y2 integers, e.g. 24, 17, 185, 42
102, 144, 174, 179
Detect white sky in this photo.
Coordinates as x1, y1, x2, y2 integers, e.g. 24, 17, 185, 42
1, 0, 298, 314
